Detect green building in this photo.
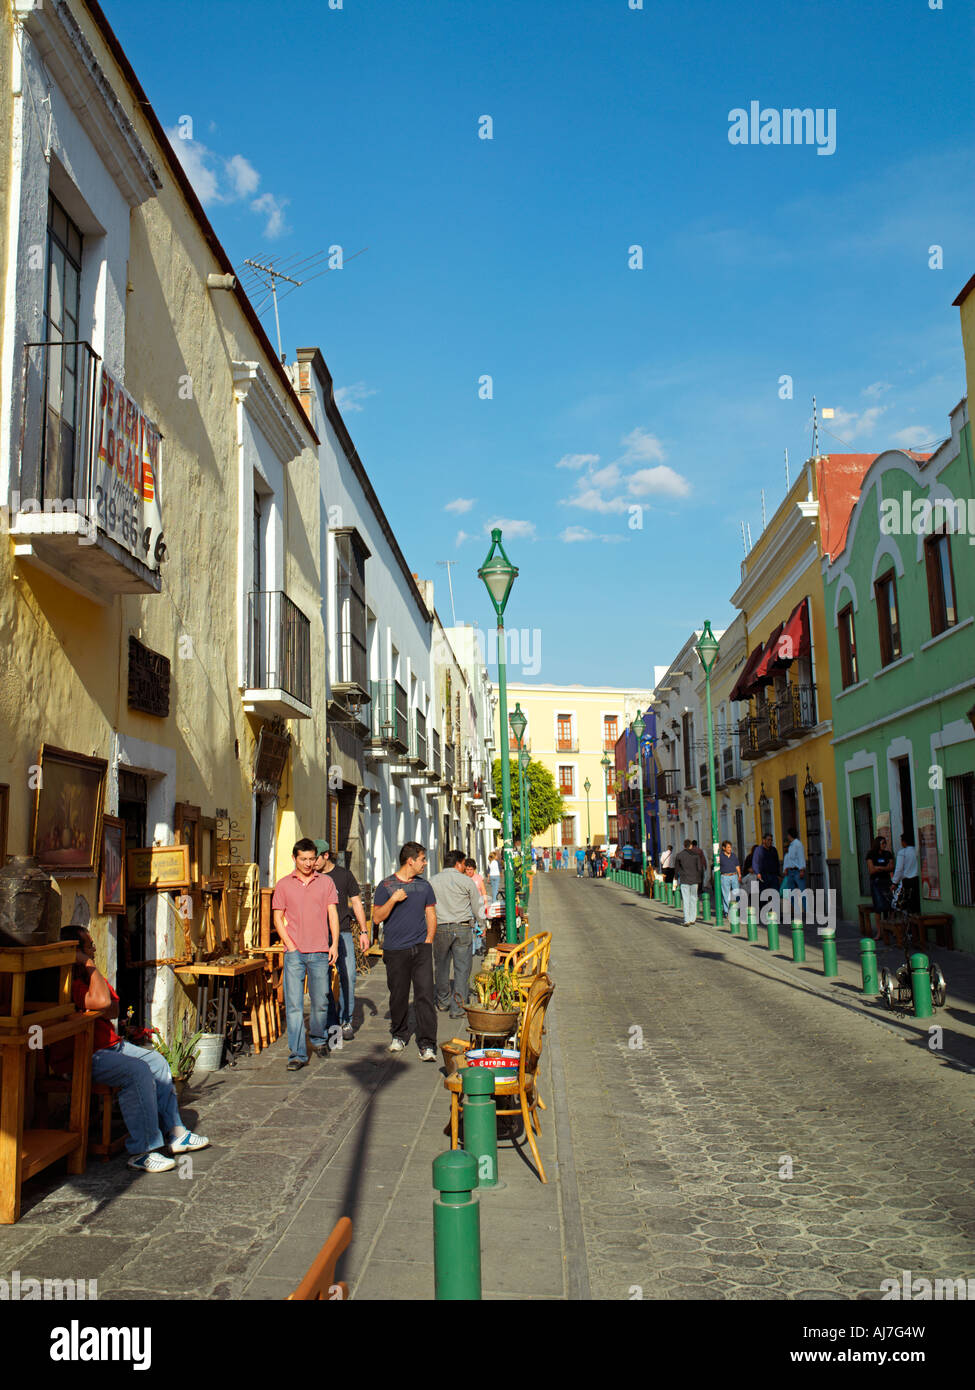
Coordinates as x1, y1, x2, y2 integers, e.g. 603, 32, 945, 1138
821, 398, 975, 952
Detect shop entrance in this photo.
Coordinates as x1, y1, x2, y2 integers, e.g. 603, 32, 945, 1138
116, 770, 148, 1028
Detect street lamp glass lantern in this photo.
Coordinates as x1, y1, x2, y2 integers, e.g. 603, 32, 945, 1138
632, 709, 645, 739
509, 702, 527, 746
477, 528, 518, 617
600, 754, 611, 771
584, 777, 591, 793
519, 748, 530, 772
695, 619, 720, 674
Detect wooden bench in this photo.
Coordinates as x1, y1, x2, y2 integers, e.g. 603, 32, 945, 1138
35, 1078, 125, 1161
876, 912, 954, 952
287, 1217, 352, 1300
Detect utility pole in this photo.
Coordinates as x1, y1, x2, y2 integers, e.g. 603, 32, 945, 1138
243, 258, 302, 360
437, 560, 458, 625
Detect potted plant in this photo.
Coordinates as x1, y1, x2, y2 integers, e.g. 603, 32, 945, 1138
464, 966, 520, 1036
152, 1016, 203, 1097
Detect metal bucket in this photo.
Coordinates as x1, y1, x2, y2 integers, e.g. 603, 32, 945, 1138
194, 1031, 224, 1073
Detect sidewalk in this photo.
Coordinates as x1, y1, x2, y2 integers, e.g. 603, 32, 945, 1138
614, 881, 975, 1071
0, 926, 577, 1300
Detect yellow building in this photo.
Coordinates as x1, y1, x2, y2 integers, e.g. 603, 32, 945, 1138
954, 272, 975, 410
729, 454, 874, 902
0, 1, 325, 1037
496, 684, 652, 853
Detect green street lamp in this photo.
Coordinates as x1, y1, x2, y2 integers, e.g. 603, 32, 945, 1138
601, 753, 612, 851
518, 746, 531, 914
631, 711, 648, 875
583, 777, 592, 844
509, 701, 530, 916
695, 619, 722, 927
479, 529, 519, 943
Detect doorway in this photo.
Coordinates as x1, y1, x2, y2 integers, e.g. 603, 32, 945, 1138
117, 771, 148, 1028
896, 758, 915, 845
852, 793, 874, 896
780, 780, 799, 845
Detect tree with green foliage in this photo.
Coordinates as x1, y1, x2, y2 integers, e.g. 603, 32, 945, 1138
490, 758, 564, 842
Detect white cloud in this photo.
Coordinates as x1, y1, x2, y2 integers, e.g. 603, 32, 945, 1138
445, 498, 476, 514
627, 465, 691, 499
334, 382, 378, 413
891, 425, 934, 448
167, 131, 221, 204
863, 381, 893, 399
590, 462, 623, 490
485, 518, 536, 539
227, 154, 260, 198
827, 405, 886, 440
560, 526, 594, 542
251, 192, 289, 239
455, 530, 472, 546
555, 452, 600, 470
617, 427, 666, 464
562, 488, 629, 514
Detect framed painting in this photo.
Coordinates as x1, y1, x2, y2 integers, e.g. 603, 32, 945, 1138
30, 746, 108, 876
99, 815, 126, 913
127, 844, 191, 891
174, 802, 201, 886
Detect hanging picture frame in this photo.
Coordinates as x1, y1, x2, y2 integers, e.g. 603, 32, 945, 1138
30, 745, 108, 876
99, 815, 126, 913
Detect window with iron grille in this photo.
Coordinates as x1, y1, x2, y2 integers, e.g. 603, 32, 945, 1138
603, 715, 618, 749
334, 530, 368, 690
838, 604, 858, 687
561, 815, 575, 846
558, 765, 574, 796
682, 713, 695, 786
41, 194, 83, 502
875, 569, 902, 666
946, 773, 975, 908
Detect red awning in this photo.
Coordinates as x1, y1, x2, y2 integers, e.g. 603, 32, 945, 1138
769, 597, 811, 670
729, 643, 766, 702
751, 622, 785, 687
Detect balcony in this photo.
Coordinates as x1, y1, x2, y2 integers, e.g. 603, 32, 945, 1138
334, 627, 369, 703
722, 745, 742, 785
699, 757, 721, 795
244, 589, 312, 718
471, 777, 485, 806
369, 680, 409, 756
777, 684, 817, 740
12, 341, 163, 600
658, 769, 681, 800
603, 737, 619, 753
431, 728, 442, 779
738, 715, 759, 761
410, 710, 428, 768
442, 742, 456, 789
556, 739, 579, 753
754, 703, 783, 754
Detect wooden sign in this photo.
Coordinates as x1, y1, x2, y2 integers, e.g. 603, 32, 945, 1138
127, 844, 191, 891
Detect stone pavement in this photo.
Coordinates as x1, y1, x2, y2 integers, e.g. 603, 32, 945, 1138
0, 944, 574, 1300
551, 869, 975, 1299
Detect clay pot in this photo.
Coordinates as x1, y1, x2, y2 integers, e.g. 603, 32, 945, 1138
0, 856, 62, 948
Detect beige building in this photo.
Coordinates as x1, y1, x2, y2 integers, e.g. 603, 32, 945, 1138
496, 684, 652, 852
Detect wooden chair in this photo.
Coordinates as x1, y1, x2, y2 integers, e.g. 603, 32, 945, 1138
503, 932, 551, 979
34, 1071, 125, 1162
444, 980, 555, 1183
286, 1216, 353, 1300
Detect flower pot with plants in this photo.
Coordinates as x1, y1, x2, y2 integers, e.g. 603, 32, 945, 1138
152, 1016, 204, 1091
463, 967, 519, 1036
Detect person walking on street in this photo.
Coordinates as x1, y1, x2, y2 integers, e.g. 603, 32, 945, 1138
488, 850, 501, 900
866, 835, 894, 920
659, 844, 674, 883
719, 840, 741, 917
272, 838, 340, 1071
781, 828, 806, 923
430, 849, 487, 1019
575, 845, 585, 877
892, 832, 920, 914
372, 842, 438, 1059
753, 833, 782, 919
621, 842, 634, 873
674, 841, 704, 925
314, 840, 369, 1043
585, 843, 594, 877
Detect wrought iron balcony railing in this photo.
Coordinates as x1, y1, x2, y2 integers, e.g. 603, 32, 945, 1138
369, 680, 409, 751
247, 589, 312, 708
658, 769, 681, 800
776, 684, 817, 740
738, 715, 759, 760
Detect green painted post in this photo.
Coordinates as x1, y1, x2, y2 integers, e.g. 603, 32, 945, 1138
766, 910, 780, 952
433, 1150, 481, 1300
461, 1068, 499, 1188
910, 951, 933, 1018
701, 891, 711, 922
859, 937, 879, 994
822, 933, 838, 977
791, 922, 805, 962
728, 899, 740, 934
746, 903, 759, 942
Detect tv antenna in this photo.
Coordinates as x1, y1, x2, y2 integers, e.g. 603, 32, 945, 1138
437, 560, 458, 625
243, 258, 301, 360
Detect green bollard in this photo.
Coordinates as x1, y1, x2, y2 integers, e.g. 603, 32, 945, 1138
910, 951, 933, 1018
822, 933, 838, 977
728, 900, 741, 935
700, 891, 711, 922
461, 1067, 500, 1189
791, 922, 805, 962
766, 910, 780, 952
859, 936, 879, 994
746, 904, 759, 942
433, 1150, 481, 1300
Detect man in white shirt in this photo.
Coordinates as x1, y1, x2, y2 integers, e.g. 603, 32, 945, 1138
781, 828, 806, 923
892, 833, 920, 912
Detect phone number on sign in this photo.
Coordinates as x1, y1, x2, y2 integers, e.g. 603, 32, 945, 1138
94, 483, 167, 563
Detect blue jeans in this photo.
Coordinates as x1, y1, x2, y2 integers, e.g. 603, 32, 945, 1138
283, 950, 331, 1062
680, 883, 699, 924
326, 932, 356, 1029
434, 923, 474, 1016
781, 869, 804, 922
720, 874, 738, 914
90, 1039, 183, 1155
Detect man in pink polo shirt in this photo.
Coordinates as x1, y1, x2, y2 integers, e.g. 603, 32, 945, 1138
272, 837, 340, 1072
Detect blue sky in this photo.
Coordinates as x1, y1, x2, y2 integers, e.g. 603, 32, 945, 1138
107, 0, 974, 685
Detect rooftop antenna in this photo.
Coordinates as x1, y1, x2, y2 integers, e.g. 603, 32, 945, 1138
243, 258, 302, 360
784, 447, 790, 490
746, 522, 753, 550
761, 489, 767, 529
740, 521, 747, 556
437, 560, 458, 625
812, 394, 820, 458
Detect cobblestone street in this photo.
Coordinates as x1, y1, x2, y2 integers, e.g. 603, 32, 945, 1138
548, 873, 975, 1300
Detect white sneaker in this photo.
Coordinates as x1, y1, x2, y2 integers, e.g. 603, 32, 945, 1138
419, 1047, 437, 1062
128, 1150, 176, 1173
388, 1038, 406, 1053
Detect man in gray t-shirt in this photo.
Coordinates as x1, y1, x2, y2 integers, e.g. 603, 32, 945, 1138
429, 849, 487, 1018
674, 843, 704, 926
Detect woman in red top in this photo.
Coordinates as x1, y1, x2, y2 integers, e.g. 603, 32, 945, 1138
61, 926, 209, 1173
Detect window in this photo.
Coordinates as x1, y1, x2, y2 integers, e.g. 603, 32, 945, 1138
42, 193, 84, 501
334, 530, 368, 691
608, 815, 618, 841
853, 793, 874, 895
604, 765, 616, 796
925, 529, 957, 636
558, 766, 575, 796
682, 712, 695, 786
603, 715, 618, 750
838, 604, 858, 687
556, 715, 574, 751
875, 570, 902, 666
946, 773, 975, 908
561, 815, 576, 846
